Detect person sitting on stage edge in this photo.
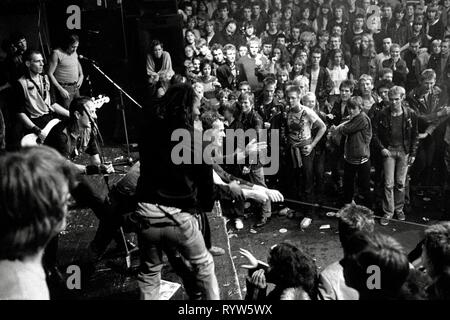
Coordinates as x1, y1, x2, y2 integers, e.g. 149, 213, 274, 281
240, 242, 318, 300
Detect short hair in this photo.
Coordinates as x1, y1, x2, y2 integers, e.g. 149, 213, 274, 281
200, 59, 213, 71
340, 79, 355, 92
354, 13, 365, 20
223, 43, 236, 53
337, 203, 375, 254
201, 110, 221, 130
222, 102, 238, 116
390, 43, 401, 52
197, 38, 207, 48
247, 36, 261, 48
359, 74, 374, 85
286, 84, 301, 96
238, 81, 251, 89
376, 79, 394, 92
409, 36, 421, 44
302, 91, 316, 104
348, 96, 363, 109
0, 146, 74, 260
238, 91, 254, 104
211, 43, 224, 52
263, 76, 277, 87
293, 75, 309, 88
344, 232, 410, 296
423, 222, 450, 277
311, 47, 323, 56
421, 69, 436, 81
218, 2, 229, 11
388, 85, 406, 97
380, 67, 393, 76
23, 49, 42, 62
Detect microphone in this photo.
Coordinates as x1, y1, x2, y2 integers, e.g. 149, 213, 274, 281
79, 55, 98, 64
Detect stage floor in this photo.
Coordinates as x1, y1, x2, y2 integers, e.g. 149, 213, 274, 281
51, 147, 448, 300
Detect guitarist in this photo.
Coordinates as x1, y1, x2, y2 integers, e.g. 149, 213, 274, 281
43, 96, 118, 285
13, 50, 69, 149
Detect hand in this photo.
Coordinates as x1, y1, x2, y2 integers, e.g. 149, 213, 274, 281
264, 122, 271, 129
245, 138, 267, 156
418, 133, 429, 140
265, 189, 284, 202
249, 269, 267, 289
228, 180, 244, 200
37, 132, 47, 143
100, 163, 115, 174
303, 144, 313, 156
408, 156, 416, 166
242, 166, 250, 175
213, 81, 221, 87
240, 248, 259, 269
381, 148, 391, 157
326, 114, 335, 120
59, 88, 70, 99
77, 79, 83, 89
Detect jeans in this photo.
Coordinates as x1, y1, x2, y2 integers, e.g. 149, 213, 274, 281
248, 167, 271, 218
55, 83, 80, 109
301, 149, 315, 202
343, 160, 371, 207
382, 149, 409, 217
136, 210, 220, 300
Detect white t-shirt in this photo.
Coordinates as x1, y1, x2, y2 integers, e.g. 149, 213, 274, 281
327, 65, 349, 95
310, 68, 320, 94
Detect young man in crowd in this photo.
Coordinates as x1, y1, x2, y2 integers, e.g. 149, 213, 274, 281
373, 86, 419, 225
318, 203, 375, 300
332, 96, 372, 207
285, 85, 326, 213
237, 37, 270, 92
216, 44, 239, 90
0, 146, 74, 299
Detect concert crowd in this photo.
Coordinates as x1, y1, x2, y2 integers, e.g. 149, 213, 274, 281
1, 0, 450, 301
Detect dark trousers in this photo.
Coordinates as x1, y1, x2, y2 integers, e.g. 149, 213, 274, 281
343, 160, 372, 207
44, 177, 120, 269
314, 148, 326, 194
411, 136, 436, 186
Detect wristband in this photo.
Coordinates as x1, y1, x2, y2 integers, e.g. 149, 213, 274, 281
31, 126, 42, 135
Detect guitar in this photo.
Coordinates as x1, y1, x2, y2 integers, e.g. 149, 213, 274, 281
21, 95, 110, 147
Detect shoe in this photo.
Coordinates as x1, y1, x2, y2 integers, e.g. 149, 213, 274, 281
209, 246, 225, 256
234, 218, 244, 230
380, 214, 391, 226
254, 217, 268, 228
396, 212, 406, 221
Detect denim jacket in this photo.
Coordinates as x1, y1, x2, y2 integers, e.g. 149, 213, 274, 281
372, 105, 419, 158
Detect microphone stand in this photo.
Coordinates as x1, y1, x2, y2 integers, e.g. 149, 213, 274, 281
90, 116, 135, 270
85, 59, 143, 161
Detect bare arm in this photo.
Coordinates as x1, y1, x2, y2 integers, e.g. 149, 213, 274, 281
311, 117, 326, 149
17, 112, 38, 130
51, 103, 69, 118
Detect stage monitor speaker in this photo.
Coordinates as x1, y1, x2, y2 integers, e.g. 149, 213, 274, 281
138, 14, 184, 74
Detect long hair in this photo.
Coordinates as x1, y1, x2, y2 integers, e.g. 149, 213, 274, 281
267, 242, 318, 298
327, 48, 346, 69
153, 83, 196, 130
